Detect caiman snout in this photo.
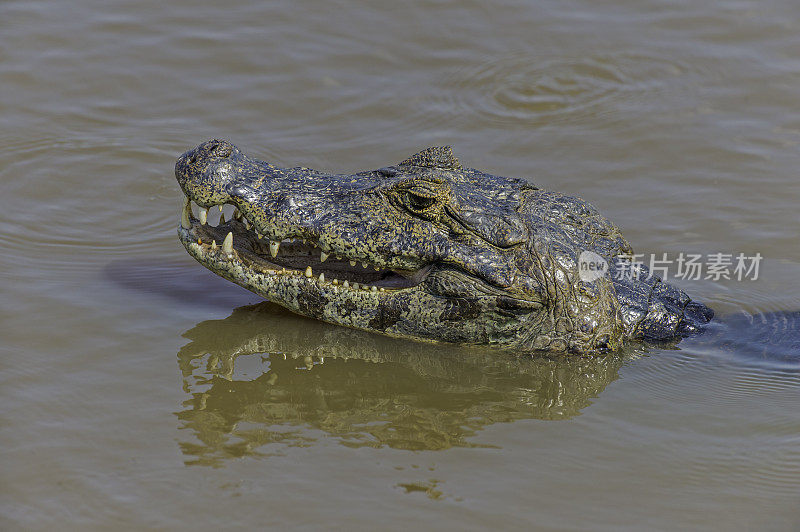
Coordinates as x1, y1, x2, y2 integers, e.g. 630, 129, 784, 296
175, 139, 241, 207
178, 139, 234, 166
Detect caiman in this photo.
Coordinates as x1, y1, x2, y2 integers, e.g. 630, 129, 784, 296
175, 139, 713, 354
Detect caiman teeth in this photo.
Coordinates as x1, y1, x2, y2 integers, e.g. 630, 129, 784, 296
222, 232, 233, 255
179, 197, 420, 294
181, 198, 191, 229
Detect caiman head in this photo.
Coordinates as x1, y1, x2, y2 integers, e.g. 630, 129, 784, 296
175, 139, 712, 354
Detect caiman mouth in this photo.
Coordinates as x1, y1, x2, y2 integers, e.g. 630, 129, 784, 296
177, 196, 432, 293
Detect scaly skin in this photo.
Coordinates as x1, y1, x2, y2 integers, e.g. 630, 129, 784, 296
175, 139, 713, 354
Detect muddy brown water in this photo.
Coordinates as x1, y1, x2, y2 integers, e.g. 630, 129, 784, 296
2, 0, 799, 529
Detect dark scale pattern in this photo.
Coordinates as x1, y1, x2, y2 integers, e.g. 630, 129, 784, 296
175, 140, 712, 354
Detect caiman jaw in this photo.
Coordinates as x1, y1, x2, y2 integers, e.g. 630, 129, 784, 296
177, 196, 431, 294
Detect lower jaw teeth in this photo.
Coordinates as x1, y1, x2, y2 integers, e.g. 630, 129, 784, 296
182, 199, 394, 294
222, 232, 233, 254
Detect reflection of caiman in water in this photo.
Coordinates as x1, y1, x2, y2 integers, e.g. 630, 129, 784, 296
176, 303, 633, 465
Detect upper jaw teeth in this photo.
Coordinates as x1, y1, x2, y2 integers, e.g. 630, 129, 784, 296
181, 198, 398, 291
181, 198, 191, 229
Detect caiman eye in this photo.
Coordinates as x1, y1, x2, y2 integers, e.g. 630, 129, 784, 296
392, 180, 449, 218
405, 190, 436, 212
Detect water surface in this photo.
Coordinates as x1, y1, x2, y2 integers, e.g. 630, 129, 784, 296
1, 0, 799, 529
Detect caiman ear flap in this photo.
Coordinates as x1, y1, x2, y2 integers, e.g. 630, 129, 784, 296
458, 209, 528, 247
449, 205, 528, 248
399, 146, 462, 170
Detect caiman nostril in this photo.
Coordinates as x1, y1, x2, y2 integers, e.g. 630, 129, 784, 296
206, 139, 232, 158
217, 144, 232, 158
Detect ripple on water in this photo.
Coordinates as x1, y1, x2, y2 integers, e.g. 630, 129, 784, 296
436, 51, 697, 128
625, 310, 799, 395
0, 133, 181, 272
608, 338, 800, 500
